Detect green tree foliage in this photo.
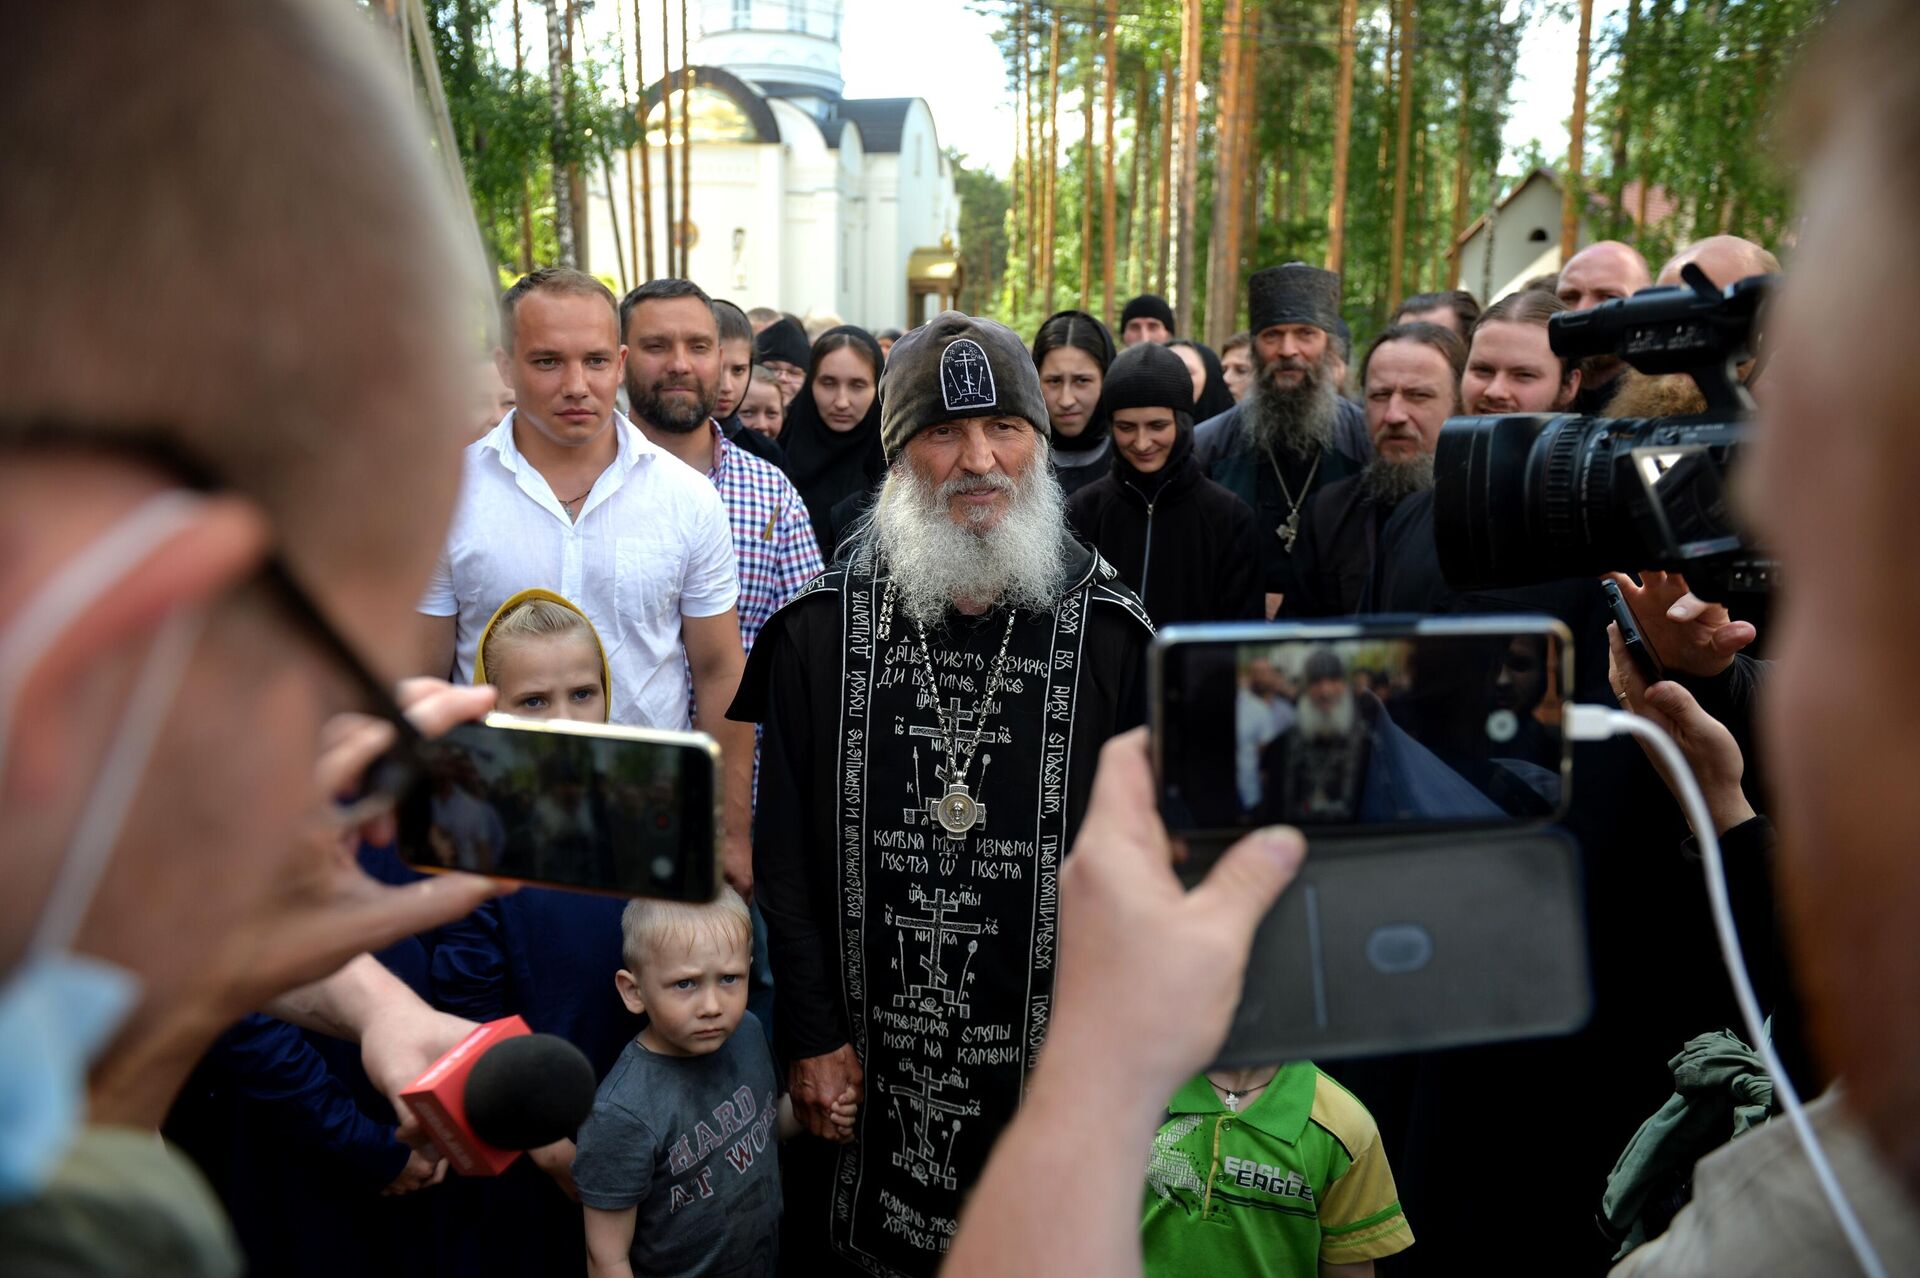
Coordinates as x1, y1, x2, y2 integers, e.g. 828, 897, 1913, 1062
1589, 0, 1827, 267
987, 0, 1817, 352
425, 0, 635, 274
952, 151, 1013, 314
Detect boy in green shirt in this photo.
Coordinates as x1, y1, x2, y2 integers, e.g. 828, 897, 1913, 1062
1142, 1060, 1412, 1276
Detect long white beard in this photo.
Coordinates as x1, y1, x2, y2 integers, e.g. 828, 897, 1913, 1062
863, 453, 1072, 630
1295, 689, 1358, 741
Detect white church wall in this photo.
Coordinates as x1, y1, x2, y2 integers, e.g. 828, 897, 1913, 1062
861, 152, 902, 329
834, 125, 868, 325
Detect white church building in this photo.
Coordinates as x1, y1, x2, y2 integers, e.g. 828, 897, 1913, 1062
582, 0, 961, 331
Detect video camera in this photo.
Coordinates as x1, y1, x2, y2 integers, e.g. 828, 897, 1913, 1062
1433, 264, 1777, 603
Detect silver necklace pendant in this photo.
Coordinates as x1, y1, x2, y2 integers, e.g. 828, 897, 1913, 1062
931, 781, 985, 840
1277, 510, 1301, 551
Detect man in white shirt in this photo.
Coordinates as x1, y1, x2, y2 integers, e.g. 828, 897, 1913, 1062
419, 267, 757, 895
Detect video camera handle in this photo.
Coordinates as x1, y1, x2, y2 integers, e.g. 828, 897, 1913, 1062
1565, 705, 1886, 1278
1547, 264, 1772, 417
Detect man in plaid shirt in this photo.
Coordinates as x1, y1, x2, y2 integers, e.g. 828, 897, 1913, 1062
616, 279, 824, 654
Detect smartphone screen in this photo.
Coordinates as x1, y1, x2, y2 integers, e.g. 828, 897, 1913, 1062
1154, 619, 1573, 835
396, 714, 719, 901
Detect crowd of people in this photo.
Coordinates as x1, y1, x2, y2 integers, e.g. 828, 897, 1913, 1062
8, 1, 1920, 1277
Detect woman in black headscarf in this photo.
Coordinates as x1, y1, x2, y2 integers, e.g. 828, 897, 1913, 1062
1030, 309, 1117, 498
1167, 338, 1239, 424
1066, 342, 1262, 626
778, 324, 886, 557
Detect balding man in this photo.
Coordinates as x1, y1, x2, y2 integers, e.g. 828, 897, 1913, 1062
1610, 235, 1782, 419
1557, 240, 1654, 413
0, 0, 508, 1266
1657, 234, 1782, 288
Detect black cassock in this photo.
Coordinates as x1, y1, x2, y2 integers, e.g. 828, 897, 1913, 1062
729, 536, 1150, 1277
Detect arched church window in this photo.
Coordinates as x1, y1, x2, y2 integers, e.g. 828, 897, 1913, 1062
732, 0, 749, 26
646, 85, 759, 145
787, 0, 804, 33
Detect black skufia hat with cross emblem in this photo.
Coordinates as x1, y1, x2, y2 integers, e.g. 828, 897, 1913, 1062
880, 310, 1050, 462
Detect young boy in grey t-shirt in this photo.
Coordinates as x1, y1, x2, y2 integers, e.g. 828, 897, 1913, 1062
573, 889, 855, 1277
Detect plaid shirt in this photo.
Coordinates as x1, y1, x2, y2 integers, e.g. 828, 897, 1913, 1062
705, 422, 823, 652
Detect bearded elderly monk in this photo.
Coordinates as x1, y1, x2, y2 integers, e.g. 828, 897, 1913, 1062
729, 311, 1152, 1277
1194, 263, 1374, 617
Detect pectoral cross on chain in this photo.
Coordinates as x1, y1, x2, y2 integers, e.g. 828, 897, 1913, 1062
927, 755, 992, 842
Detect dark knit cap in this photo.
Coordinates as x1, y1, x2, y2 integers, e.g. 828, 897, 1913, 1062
754, 316, 810, 368
1100, 342, 1195, 417
1248, 263, 1343, 336
1303, 647, 1346, 684
880, 310, 1049, 462
1119, 293, 1176, 335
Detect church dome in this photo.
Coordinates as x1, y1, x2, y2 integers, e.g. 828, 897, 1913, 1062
692, 0, 845, 102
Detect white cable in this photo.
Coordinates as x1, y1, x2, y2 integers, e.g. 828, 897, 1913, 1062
1566, 704, 1888, 1278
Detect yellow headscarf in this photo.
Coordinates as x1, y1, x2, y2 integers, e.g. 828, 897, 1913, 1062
472, 588, 612, 701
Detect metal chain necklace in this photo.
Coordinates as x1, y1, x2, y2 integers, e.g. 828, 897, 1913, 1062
901, 591, 1020, 843
1268, 446, 1323, 551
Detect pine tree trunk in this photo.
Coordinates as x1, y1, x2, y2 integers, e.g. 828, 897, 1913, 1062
1562, 0, 1594, 259
1326, 0, 1359, 274
1080, 62, 1095, 309
1025, 5, 1040, 291
566, 3, 589, 269
1042, 10, 1062, 314
1174, 0, 1200, 335
514, 0, 536, 271
658, 0, 674, 277
1156, 48, 1174, 295
1387, 0, 1416, 309
1234, 7, 1258, 327
1449, 8, 1473, 288
1206, 0, 1245, 343
543, 1, 575, 267
1101, 0, 1118, 321
1129, 62, 1150, 297
633, 0, 654, 278
679, 0, 691, 278
1014, 1, 1030, 314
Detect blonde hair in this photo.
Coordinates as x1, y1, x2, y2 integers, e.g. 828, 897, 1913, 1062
481, 596, 597, 683
620, 887, 752, 973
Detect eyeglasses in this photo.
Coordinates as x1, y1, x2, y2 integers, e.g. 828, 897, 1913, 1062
0, 420, 426, 818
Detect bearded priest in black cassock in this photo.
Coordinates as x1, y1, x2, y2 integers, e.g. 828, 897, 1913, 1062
729, 312, 1152, 1277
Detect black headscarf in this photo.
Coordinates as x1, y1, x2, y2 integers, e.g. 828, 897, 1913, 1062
1030, 309, 1117, 454
1108, 410, 1198, 502
779, 324, 887, 552
1169, 339, 1238, 423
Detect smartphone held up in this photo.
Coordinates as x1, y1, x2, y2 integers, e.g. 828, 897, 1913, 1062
1151, 618, 1592, 1064
394, 713, 721, 903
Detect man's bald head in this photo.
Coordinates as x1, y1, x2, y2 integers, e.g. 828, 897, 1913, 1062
1658, 235, 1782, 288
1555, 241, 1654, 314
0, 0, 478, 665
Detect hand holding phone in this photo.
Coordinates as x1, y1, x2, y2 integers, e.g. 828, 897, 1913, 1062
1602, 577, 1665, 686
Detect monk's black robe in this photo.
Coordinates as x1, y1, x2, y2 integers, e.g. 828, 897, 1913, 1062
729, 536, 1150, 1277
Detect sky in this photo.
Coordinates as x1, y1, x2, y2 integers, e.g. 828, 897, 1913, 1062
564, 0, 1631, 189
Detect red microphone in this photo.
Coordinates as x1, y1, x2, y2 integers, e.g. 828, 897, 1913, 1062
401, 1016, 597, 1176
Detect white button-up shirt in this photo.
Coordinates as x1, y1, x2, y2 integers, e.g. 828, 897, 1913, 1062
421, 411, 738, 729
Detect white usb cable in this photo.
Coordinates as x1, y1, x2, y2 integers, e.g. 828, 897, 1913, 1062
1565, 704, 1888, 1278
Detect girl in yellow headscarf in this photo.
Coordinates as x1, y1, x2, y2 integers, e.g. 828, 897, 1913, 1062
474, 588, 612, 723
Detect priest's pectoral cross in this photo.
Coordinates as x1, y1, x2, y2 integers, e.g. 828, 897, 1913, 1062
1277, 507, 1302, 552
926, 755, 991, 842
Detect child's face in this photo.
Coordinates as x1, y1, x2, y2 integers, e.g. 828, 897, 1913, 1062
715, 337, 752, 419
490, 631, 606, 722
737, 380, 784, 439
617, 926, 750, 1056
